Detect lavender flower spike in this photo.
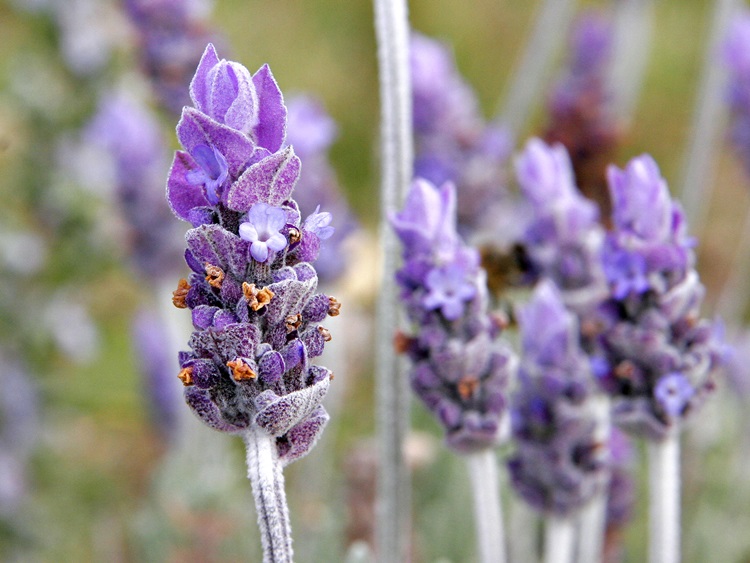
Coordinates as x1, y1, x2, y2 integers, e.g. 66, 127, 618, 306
393, 178, 513, 452
508, 280, 608, 518
393, 177, 514, 562
167, 44, 339, 562
593, 154, 723, 441
515, 138, 607, 312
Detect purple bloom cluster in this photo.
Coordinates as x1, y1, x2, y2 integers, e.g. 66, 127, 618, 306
86, 92, 184, 279
545, 12, 618, 216
125, 0, 219, 116
723, 9, 750, 175
515, 138, 607, 311
166, 44, 338, 464
592, 155, 723, 440
285, 95, 357, 282
410, 32, 511, 236
508, 281, 607, 516
391, 178, 514, 453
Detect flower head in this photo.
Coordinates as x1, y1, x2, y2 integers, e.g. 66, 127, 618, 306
422, 263, 476, 321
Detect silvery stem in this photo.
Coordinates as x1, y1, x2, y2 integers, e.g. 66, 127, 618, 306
465, 449, 506, 563
544, 515, 575, 563
607, 0, 655, 123
648, 434, 680, 563
678, 0, 739, 232
372, 0, 413, 560
575, 395, 612, 563
497, 0, 576, 138
244, 427, 294, 563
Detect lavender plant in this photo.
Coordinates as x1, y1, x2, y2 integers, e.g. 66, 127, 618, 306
514, 137, 607, 312
508, 280, 608, 563
590, 154, 724, 563
166, 43, 338, 561
392, 178, 514, 562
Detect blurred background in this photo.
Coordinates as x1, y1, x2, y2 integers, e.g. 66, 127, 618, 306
1, 0, 749, 561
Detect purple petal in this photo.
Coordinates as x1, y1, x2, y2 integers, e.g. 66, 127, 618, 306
226, 147, 301, 211
189, 43, 221, 113
177, 107, 258, 179
254, 376, 330, 436
252, 64, 287, 152
167, 151, 210, 222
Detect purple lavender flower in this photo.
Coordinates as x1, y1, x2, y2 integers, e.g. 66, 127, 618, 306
410, 32, 511, 236
285, 95, 356, 282
544, 11, 618, 217
591, 155, 723, 440
392, 178, 514, 453
166, 44, 337, 465
507, 280, 608, 516
724, 9, 750, 174
239, 203, 289, 263
515, 138, 607, 311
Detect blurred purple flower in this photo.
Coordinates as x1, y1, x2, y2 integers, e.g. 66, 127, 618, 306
392, 178, 514, 453
508, 281, 607, 517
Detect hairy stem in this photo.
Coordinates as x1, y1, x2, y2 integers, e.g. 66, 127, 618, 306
678, 0, 739, 232
544, 515, 575, 563
496, 0, 576, 138
465, 449, 506, 563
648, 434, 680, 563
245, 427, 294, 563
373, 0, 413, 560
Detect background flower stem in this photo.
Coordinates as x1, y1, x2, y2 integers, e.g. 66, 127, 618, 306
544, 515, 575, 563
465, 449, 506, 563
648, 434, 681, 563
372, 0, 414, 560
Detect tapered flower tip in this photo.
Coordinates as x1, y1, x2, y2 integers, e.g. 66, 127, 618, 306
518, 280, 578, 367
515, 138, 577, 204
190, 43, 259, 135
607, 154, 672, 243
391, 178, 458, 257
188, 44, 287, 152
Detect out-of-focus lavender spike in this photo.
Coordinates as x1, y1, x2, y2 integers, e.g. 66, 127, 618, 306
508, 281, 608, 519
132, 308, 181, 443
679, 0, 739, 234
85, 91, 185, 280
592, 155, 725, 441
410, 32, 512, 239
393, 177, 513, 563
515, 138, 608, 312
0, 349, 39, 519
285, 95, 358, 283
497, 0, 577, 140
125, 0, 220, 116
544, 11, 619, 218
606, 0, 655, 123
